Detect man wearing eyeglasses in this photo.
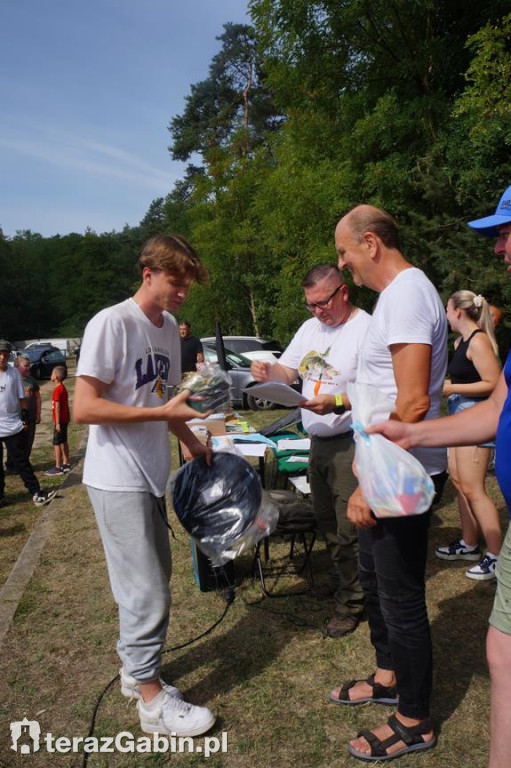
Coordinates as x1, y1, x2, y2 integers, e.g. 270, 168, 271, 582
251, 264, 371, 637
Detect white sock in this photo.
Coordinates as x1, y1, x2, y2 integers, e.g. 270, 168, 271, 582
140, 690, 165, 709
486, 552, 498, 560
459, 539, 477, 549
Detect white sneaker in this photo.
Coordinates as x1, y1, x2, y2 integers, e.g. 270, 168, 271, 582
435, 539, 480, 561
137, 690, 215, 737
466, 553, 498, 581
33, 489, 58, 507
119, 667, 183, 701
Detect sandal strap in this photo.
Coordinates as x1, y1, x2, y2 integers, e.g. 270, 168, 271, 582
356, 716, 433, 758
357, 726, 405, 757
387, 714, 433, 746
356, 729, 390, 758
338, 677, 364, 701
367, 673, 398, 700
339, 672, 397, 703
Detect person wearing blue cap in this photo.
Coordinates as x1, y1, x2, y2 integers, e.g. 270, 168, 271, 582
366, 186, 511, 768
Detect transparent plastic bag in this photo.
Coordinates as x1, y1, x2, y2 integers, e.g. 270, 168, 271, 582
171, 451, 278, 565
347, 383, 434, 518
178, 362, 232, 414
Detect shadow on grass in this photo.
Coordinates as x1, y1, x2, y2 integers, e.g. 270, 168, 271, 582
431, 579, 492, 728
0, 489, 29, 508
0, 521, 26, 537
162, 599, 320, 708
160, 541, 332, 708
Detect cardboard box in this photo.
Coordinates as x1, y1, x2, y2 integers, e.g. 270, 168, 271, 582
179, 416, 227, 461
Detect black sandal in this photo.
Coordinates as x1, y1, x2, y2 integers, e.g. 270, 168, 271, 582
346, 714, 437, 762
328, 673, 398, 705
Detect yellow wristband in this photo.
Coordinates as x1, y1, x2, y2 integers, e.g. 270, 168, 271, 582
334, 394, 344, 408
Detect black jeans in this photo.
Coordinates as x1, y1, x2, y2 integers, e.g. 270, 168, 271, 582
358, 504, 434, 719
0, 429, 40, 498
6, 421, 36, 470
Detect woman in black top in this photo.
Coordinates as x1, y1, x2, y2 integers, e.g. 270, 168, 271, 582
436, 291, 501, 580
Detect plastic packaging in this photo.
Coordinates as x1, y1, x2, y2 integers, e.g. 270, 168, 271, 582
171, 451, 278, 565
347, 383, 434, 518
178, 363, 232, 413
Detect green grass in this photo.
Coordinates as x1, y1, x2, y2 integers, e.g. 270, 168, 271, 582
0, 403, 506, 767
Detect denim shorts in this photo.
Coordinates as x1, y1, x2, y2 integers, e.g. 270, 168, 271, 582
447, 394, 495, 448
490, 523, 511, 636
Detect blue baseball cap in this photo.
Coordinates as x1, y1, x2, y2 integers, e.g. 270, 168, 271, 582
468, 185, 511, 237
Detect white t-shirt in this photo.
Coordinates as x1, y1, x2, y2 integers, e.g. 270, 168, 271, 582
78, 298, 181, 497
0, 366, 25, 438
279, 309, 372, 437
357, 267, 447, 475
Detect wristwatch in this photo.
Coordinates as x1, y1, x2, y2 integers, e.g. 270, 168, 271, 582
333, 394, 346, 415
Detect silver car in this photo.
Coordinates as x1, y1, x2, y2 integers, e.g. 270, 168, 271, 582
201, 343, 275, 410
201, 336, 283, 364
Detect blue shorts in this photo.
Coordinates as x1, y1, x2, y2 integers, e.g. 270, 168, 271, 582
447, 395, 495, 448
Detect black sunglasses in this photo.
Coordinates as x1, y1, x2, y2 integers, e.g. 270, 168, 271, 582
306, 284, 344, 312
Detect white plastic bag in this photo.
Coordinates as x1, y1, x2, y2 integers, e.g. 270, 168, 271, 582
347, 383, 434, 518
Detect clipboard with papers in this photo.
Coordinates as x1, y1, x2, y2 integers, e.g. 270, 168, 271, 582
243, 382, 304, 408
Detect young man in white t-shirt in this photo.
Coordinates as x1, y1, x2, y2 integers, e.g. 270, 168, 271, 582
251, 264, 371, 637
74, 235, 215, 738
326, 206, 447, 762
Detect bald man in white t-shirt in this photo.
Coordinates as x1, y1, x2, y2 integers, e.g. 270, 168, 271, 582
327, 206, 447, 763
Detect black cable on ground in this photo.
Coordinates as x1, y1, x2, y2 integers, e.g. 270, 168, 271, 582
80, 581, 234, 768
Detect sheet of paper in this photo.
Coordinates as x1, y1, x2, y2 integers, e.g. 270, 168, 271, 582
288, 475, 311, 495
235, 443, 268, 457
243, 382, 304, 407
277, 438, 311, 452
285, 455, 309, 463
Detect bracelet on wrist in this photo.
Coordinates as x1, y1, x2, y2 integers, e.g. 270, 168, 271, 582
333, 393, 346, 415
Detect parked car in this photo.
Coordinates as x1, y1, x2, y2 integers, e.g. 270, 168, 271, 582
200, 342, 302, 411
23, 337, 76, 358
24, 345, 67, 380
200, 343, 275, 411
201, 336, 283, 364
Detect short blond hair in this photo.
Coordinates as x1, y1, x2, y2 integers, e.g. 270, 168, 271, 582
52, 365, 67, 381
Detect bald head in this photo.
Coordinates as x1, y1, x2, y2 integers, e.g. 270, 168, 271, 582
339, 205, 401, 251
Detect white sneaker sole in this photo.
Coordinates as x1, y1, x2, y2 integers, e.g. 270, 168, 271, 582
465, 569, 496, 581
139, 712, 216, 738
435, 551, 480, 561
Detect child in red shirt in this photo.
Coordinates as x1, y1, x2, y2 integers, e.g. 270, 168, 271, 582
45, 366, 70, 476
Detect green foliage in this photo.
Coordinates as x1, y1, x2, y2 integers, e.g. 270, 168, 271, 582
3, 5, 511, 348
169, 23, 278, 163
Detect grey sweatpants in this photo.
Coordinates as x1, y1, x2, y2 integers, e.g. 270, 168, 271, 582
87, 486, 172, 681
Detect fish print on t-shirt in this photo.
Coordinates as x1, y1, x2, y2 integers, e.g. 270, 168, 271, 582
299, 348, 339, 382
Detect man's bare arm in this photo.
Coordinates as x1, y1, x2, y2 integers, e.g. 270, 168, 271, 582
73, 375, 207, 425
390, 343, 432, 423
